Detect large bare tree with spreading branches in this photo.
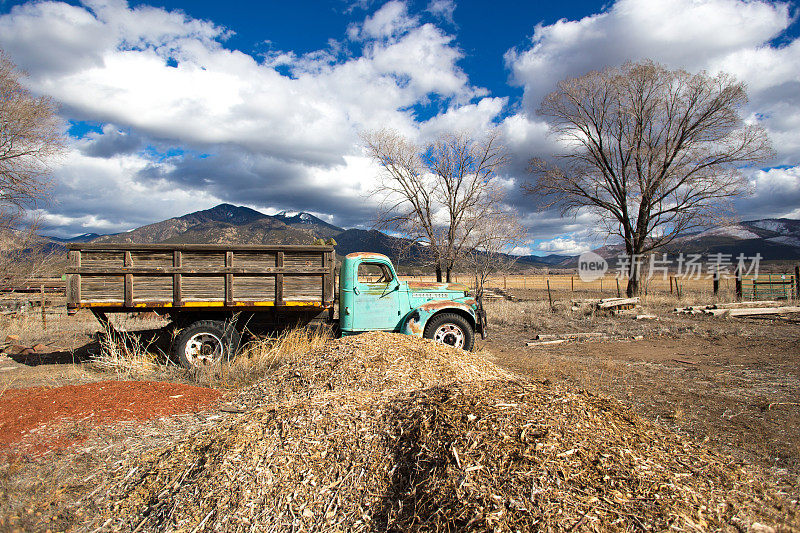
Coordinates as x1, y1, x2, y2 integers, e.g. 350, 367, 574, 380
363, 129, 510, 282
0, 52, 65, 281
527, 60, 772, 296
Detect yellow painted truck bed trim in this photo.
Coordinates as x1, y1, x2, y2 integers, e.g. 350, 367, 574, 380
78, 301, 327, 308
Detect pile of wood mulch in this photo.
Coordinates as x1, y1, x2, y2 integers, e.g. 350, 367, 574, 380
234, 332, 513, 408
90, 333, 797, 532
0, 381, 222, 457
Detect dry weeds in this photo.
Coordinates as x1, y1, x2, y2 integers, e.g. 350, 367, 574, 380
206, 325, 335, 389
90, 328, 182, 381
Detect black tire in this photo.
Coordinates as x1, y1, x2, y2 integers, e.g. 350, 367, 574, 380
173, 320, 241, 369
423, 313, 475, 351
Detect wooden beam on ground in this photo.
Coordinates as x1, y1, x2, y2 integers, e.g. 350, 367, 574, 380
727, 306, 800, 317
526, 339, 567, 347
598, 297, 640, 309
535, 332, 605, 341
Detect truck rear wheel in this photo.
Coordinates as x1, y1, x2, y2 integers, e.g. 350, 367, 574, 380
173, 320, 241, 369
423, 313, 474, 351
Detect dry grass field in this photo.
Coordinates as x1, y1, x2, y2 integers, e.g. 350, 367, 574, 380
0, 286, 798, 530
402, 272, 797, 301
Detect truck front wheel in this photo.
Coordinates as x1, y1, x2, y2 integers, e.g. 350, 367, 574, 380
423, 313, 474, 351
173, 320, 241, 369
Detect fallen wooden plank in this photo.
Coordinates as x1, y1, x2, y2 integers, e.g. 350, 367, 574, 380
535, 332, 605, 341
571, 299, 602, 305
708, 301, 779, 309
636, 314, 658, 320
728, 306, 800, 317
526, 339, 567, 346
598, 297, 640, 309
675, 300, 781, 312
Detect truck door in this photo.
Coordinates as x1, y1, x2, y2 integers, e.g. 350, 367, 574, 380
351, 261, 404, 331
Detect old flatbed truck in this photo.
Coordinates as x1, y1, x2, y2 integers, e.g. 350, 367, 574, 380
66, 244, 486, 367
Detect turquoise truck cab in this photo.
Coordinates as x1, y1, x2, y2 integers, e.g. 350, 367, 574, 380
338, 252, 486, 350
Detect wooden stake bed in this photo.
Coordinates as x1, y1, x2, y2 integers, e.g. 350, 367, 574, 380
66, 244, 335, 314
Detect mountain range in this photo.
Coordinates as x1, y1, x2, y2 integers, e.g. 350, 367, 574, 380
42, 204, 800, 267
589, 218, 800, 264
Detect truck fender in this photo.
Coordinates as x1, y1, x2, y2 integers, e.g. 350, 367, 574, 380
401, 300, 478, 337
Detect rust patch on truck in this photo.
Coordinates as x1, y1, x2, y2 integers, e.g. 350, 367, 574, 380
408, 282, 469, 291
418, 300, 463, 311
346, 252, 389, 260
402, 310, 424, 336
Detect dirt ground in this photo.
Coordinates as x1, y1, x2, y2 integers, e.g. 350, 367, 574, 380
480, 289, 800, 497
1, 292, 799, 525
1, 381, 222, 457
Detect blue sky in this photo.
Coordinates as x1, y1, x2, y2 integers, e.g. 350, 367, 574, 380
1, 0, 799, 254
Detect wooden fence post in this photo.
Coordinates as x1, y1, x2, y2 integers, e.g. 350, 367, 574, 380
669, 276, 674, 294
735, 267, 742, 301
40, 284, 47, 330
123, 251, 133, 308
546, 279, 553, 310
503, 276, 507, 290
713, 271, 719, 296
616, 278, 621, 298
795, 265, 800, 299
571, 276, 574, 292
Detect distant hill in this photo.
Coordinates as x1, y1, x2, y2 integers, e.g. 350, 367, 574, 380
273, 211, 344, 239
47, 233, 101, 243
159, 218, 314, 245
517, 254, 573, 268
93, 204, 269, 244
334, 229, 428, 261
668, 219, 800, 259
90, 205, 347, 247
570, 218, 800, 268
44, 206, 800, 267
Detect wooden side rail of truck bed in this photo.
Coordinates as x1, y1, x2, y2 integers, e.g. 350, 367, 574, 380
66, 243, 335, 314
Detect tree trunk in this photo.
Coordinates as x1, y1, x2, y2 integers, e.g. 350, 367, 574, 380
626, 275, 639, 297
435, 265, 442, 282
626, 253, 640, 297
445, 267, 452, 283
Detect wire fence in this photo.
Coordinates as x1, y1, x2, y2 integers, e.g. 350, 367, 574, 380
399, 271, 800, 300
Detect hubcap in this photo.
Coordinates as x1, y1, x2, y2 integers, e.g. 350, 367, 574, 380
433, 323, 465, 348
184, 332, 222, 366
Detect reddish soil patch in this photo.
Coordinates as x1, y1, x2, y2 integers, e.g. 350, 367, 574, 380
0, 381, 221, 456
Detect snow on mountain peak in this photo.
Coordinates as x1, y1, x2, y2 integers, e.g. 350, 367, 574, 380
750, 220, 789, 235
693, 225, 761, 240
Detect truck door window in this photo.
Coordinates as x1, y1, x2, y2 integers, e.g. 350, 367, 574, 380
358, 263, 393, 284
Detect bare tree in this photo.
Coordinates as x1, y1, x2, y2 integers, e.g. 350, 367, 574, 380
363, 129, 509, 282
0, 52, 65, 282
462, 208, 526, 300
527, 61, 772, 296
